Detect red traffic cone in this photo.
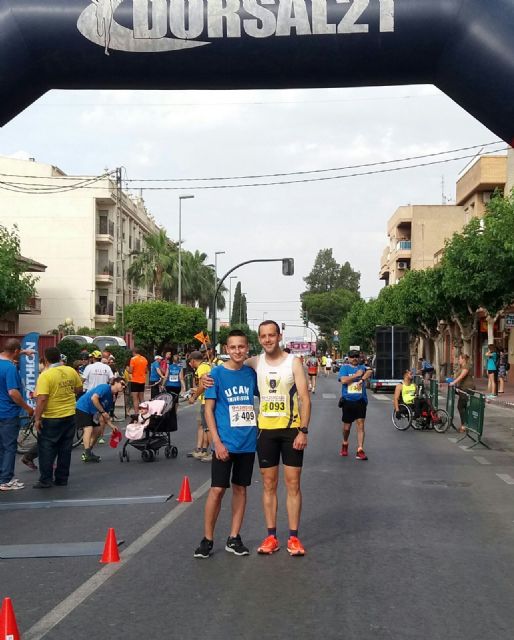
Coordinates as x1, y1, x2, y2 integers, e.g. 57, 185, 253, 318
0, 597, 21, 640
100, 527, 121, 564
177, 476, 193, 502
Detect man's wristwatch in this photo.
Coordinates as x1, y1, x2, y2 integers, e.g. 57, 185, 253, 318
298, 427, 309, 434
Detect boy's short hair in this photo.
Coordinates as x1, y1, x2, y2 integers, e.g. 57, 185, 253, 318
227, 329, 248, 342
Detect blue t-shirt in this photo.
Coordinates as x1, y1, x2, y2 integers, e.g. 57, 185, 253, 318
166, 362, 182, 389
0, 359, 22, 419
204, 365, 258, 453
487, 352, 499, 372
149, 360, 162, 383
76, 384, 114, 415
339, 364, 368, 403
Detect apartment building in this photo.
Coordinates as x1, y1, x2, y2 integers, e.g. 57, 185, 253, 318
379, 154, 509, 285
0, 156, 160, 334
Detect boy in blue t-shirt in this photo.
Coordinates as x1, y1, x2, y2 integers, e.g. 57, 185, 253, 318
194, 330, 258, 559
338, 350, 372, 461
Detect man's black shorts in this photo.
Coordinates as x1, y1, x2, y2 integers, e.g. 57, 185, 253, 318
257, 428, 304, 468
341, 399, 367, 424
211, 452, 255, 488
130, 382, 145, 393
76, 409, 97, 430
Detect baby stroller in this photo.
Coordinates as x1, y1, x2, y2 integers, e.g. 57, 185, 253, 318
119, 393, 178, 463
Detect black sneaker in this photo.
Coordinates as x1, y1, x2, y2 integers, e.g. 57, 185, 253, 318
225, 535, 249, 556
83, 452, 101, 463
194, 538, 213, 559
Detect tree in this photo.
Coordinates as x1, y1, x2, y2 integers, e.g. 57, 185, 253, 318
127, 229, 177, 300
337, 261, 361, 293
124, 301, 206, 352
231, 282, 248, 325
303, 249, 340, 293
181, 250, 227, 314
301, 289, 359, 336
0, 225, 37, 317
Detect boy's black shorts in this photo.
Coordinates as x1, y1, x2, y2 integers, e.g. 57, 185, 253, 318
211, 451, 255, 488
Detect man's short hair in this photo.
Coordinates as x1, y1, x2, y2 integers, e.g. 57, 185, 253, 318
258, 319, 281, 336
189, 350, 203, 361
227, 329, 248, 342
110, 376, 126, 386
45, 347, 61, 364
3, 338, 21, 353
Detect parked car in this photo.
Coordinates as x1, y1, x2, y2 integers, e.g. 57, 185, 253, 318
94, 336, 127, 351
332, 359, 344, 373
60, 335, 94, 345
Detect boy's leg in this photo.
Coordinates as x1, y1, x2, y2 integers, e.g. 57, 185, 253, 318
204, 486, 225, 540
229, 484, 247, 538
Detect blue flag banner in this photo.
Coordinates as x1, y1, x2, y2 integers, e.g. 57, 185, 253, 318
19, 332, 40, 410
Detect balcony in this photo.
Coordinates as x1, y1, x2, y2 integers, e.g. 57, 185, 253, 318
95, 301, 115, 322
96, 220, 115, 245
96, 261, 114, 284
396, 240, 411, 251
19, 297, 42, 315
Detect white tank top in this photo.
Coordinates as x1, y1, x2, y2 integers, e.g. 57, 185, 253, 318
256, 353, 300, 429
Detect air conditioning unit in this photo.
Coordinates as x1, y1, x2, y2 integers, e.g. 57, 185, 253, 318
397, 261, 409, 270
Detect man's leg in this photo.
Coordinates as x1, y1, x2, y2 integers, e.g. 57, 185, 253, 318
90, 425, 103, 448
131, 392, 140, 414
82, 425, 94, 451
355, 418, 366, 451
54, 416, 76, 484
0, 418, 21, 486
311, 374, 317, 392
342, 422, 352, 447
37, 420, 59, 486
283, 466, 302, 531
260, 466, 279, 529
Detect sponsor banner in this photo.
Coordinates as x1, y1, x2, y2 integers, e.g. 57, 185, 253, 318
19, 332, 39, 412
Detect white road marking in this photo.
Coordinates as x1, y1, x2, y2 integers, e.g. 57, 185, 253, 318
372, 395, 390, 401
473, 456, 491, 465
322, 393, 337, 399
447, 437, 458, 443
459, 445, 472, 452
496, 474, 514, 485
24, 479, 211, 640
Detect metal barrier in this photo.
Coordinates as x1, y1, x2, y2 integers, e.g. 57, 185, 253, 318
446, 385, 457, 428
457, 390, 489, 449
429, 379, 439, 409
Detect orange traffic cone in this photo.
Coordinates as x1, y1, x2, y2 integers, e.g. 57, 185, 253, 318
177, 476, 192, 502
0, 597, 21, 640
100, 527, 121, 564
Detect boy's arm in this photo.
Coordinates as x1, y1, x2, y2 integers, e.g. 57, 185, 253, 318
204, 398, 229, 461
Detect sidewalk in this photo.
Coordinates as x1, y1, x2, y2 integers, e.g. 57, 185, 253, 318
473, 378, 514, 410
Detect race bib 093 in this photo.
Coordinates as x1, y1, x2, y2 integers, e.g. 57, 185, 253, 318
261, 394, 287, 417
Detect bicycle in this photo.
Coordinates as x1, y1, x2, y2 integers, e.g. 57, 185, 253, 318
17, 416, 37, 454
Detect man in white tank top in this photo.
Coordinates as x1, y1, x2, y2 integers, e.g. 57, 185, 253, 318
243, 320, 311, 556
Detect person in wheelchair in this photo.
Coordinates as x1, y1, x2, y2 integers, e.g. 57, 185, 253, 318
393, 369, 429, 420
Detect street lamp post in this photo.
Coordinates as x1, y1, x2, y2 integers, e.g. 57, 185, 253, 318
178, 194, 194, 305
212, 257, 294, 348
228, 276, 237, 323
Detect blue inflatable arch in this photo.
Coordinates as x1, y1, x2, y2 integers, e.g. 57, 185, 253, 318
0, 0, 513, 144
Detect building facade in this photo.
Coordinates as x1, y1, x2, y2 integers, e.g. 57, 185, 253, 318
0, 156, 160, 334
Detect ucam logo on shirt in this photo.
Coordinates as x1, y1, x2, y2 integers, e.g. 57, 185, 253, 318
77, 0, 395, 55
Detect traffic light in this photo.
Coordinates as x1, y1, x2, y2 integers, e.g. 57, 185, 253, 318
281, 322, 286, 332
302, 309, 308, 326
282, 258, 294, 276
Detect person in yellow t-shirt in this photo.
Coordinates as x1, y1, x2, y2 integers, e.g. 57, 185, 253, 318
188, 351, 212, 461
33, 347, 83, 489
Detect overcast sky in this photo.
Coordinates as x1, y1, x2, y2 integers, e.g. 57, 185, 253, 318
0, 85, 506, 341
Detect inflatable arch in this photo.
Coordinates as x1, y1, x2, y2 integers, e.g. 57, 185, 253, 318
0, 0, 513, 144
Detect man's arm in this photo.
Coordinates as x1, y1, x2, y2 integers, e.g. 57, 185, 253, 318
9, 389, 35, 416
339, 367, 364, 384
292, 357, 311, 450
33, 394, 48, 431
204, 398, 229, 461
393, 384, 402, 412
244, 356, 259, 371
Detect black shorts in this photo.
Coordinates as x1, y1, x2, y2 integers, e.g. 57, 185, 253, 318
341, 399, 367, 424
211, 452, 255, 488
257, 428, 304, 468
130, 382, 145, 393
76, 409, 98, 430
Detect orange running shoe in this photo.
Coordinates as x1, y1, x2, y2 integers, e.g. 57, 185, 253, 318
287, 536, 305, 556
257, 535, 280, 554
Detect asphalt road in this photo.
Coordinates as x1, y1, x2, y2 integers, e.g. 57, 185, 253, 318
2, 376, 514, 639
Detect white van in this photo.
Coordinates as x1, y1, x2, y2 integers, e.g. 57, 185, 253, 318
94, 336, 127, 351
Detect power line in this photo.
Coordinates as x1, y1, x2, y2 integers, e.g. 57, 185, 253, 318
0, 145, 508, 194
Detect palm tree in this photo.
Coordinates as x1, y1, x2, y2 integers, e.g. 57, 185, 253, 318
181, 250, 227, 314
127, 229, 177, 300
